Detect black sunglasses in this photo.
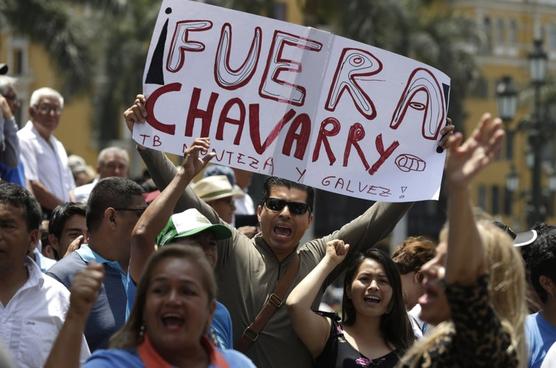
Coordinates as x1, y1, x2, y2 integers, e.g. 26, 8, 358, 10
264, 198, 309, 215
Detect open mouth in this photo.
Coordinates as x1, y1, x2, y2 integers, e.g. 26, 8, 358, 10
364, 295, 381, 304
161, 314, 185, 330
273, 225, 292, 238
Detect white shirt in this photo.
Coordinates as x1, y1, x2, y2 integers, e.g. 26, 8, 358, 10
18, 121, 75, 202
234, 191, 255, 215
0, 258, 90, 368
72, 178, 98, 203
542, 342, 556, 368
409, 304, 428, 338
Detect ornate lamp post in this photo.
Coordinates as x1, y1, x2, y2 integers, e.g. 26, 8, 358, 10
528, 38, 548, 226
496, 76, 518, 124
496, 38, 549, 227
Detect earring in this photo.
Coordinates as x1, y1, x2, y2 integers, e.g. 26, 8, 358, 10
139, 323, 146, 337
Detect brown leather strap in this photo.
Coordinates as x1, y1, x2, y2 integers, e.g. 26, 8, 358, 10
236, 254, 301, 353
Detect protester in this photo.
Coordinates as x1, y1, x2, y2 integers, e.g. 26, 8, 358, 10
191, 175, 242, 224
68, 154, 96, 187
287, 241, 414, 367
0, 183, 89, 367
48, 245, 254, 367
398, 114, 528, 366
540, 342, 556, 368
524, 223, 556, 368
123, 94, 432, 367
17, 87, 75, 214
72, 146, 130, 203
203, 166, 258, 237
47, 177, 146, 351
43, 202, 87, 260
129, 143, 237, 349
45, 263, 105, 368
392, 236, 436, 337
231, 167, 255, 215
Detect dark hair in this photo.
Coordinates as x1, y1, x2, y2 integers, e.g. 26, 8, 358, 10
527, 223, 556, 303
392, 236, 436, 274
86, 177, 144, 232
261, 177, 315, 212
0, 183, 42, 230
110, 245, 216, 349
48, 202, 86, 238
341, 248, 414, 351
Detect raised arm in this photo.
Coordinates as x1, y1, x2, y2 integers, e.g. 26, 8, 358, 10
0, 96, 19, 168
123, 95, 221, 223
44, 263, 104, 368
444, 113, 504, 284
286, 239, 350, 358
129, 138, 215, 282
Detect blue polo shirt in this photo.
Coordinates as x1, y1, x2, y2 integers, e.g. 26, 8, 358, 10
47, 245, 129, 351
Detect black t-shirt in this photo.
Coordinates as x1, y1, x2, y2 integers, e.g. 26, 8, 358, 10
314, 312, 399, 368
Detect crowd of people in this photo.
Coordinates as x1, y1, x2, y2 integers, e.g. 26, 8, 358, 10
2, 60, 556, 368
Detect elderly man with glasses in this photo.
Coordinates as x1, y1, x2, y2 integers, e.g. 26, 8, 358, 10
17, 87, 75, 216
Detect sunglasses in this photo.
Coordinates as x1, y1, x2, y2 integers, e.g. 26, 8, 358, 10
264, 198, 309, 215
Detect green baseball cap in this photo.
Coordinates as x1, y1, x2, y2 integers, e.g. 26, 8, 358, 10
156, 208, 232, 246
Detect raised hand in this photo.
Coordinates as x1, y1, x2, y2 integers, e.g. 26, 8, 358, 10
123, 94, 147, 133
437, 117, 455, 153
445, 113, 504, 188
179, 137, 216, 180
324, 239, 350, 266
69, 263, 105, 317
0, 95, 13, 120
64, 235, 85, 257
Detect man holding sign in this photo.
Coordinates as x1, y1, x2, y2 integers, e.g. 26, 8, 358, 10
125, 1, 452, 366
126, 97, 450, 367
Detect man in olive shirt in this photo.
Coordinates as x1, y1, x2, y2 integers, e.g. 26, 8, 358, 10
124, 97, 412, 368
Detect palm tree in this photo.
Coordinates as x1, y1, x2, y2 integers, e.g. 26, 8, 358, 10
0, 0, 128, 97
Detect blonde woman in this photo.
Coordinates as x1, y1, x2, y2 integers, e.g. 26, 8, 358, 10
398, 114, 527, 367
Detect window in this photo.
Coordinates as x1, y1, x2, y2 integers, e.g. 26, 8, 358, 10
8, 37, 29, 76
549, 24, 556, 50
496, 18, 506, 46
508, 20, 518, 46
478, 185, 487, 209
482, 16, 493, 54
491, 185, 500, 215
504, 188, 513, 215
470, 77, 489, 98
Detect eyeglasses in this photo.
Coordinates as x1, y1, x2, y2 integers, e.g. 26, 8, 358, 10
36, 105, 62, 115
114, 207, 147, 217
264, 198, 309, 215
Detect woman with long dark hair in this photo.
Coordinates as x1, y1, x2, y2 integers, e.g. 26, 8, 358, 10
287, 240, 414, 367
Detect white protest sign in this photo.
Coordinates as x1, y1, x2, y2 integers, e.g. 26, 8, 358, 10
134, 0, 451, 202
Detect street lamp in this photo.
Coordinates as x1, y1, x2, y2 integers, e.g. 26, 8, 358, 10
496, 38, 551, 227
506, 165, 519, 192
528, 38, 548, 227
496, 76, 518, 123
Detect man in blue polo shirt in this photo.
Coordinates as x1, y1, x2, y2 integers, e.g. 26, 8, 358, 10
47, 177, 146, 351
524, 224, 556, 368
